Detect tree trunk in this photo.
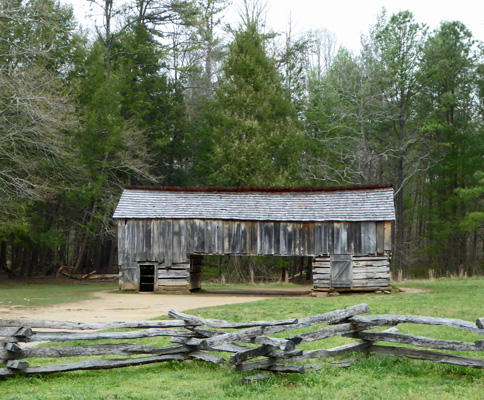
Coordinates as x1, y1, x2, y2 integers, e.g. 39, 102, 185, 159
394, 155, 405, 276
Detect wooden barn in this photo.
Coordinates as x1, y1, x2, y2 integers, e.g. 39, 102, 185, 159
113, 185, 395, 294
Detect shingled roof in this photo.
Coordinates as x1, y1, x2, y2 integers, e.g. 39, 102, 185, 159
113, 186, 395, 222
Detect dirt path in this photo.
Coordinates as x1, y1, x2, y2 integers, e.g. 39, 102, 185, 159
2, 291, 278, 322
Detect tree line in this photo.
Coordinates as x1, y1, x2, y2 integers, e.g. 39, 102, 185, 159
1, 0, 483, 279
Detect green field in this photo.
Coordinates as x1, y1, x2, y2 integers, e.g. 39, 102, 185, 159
1, 278, 483, 399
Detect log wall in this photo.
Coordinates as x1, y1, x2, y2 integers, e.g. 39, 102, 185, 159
312, 255, 391, 291
117, 219, 392, 292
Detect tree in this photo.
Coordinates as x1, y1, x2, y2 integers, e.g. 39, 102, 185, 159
365, 10, 428, 274
418, 21, 482, 274
198, 17, 301, 186
0, 0, 84, 276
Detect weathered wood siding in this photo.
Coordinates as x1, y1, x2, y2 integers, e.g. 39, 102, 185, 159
118, 219, 392, 291
312, 255, 391, 290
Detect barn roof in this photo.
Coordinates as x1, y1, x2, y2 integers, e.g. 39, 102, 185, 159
113, 185, 395, 222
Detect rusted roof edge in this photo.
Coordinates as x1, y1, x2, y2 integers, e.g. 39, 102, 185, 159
123, 184, 394, 194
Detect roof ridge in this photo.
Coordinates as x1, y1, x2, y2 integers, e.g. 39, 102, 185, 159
124, 185, 394, 194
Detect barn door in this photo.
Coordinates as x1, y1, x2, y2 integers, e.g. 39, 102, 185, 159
139, 264, 156, 292
330, 254, 353, 288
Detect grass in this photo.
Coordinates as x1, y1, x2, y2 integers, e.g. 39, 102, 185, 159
0, 279, 118, 308
0, 277, 484, 399
202, 282, 309, 290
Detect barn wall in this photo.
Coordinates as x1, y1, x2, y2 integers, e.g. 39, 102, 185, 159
117, 219, 392, 291
312, 255, 391, 291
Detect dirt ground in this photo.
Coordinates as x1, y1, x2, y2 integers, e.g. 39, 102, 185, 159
2, 290, 280, 322
1, 284, 423, 323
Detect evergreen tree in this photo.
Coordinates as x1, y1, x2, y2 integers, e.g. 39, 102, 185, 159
199, 20, 301, 186
418, 21, 483, 274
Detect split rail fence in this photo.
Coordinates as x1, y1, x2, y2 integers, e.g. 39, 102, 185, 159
1, 303, 484, 381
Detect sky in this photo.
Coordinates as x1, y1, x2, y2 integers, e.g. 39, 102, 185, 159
65, 0, 484, 53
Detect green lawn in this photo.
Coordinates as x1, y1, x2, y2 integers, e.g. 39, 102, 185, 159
0, 278, 483, 399
0, 279, 118, 308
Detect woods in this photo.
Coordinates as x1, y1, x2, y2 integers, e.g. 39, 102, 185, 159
1, 0, 484, 279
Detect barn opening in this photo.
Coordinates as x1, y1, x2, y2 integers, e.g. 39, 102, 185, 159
114, 185, 395, 294
139, 264, 155, 292
196, 255, 312, 286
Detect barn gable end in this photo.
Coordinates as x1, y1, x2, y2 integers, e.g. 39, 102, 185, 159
113, 186, 395, 293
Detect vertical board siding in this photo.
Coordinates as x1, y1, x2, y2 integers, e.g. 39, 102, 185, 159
376, 222, 385, 254
262, 222, 274, 255
122, 219, 389, 260
384, 221, 392, 251
119, 218, 393, 291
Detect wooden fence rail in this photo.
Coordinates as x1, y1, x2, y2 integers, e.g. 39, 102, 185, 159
1, 303, 484, 380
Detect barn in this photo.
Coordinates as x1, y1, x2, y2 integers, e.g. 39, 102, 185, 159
113, 185, 395, 294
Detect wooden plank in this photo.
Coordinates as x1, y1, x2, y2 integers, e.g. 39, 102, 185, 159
223, 221, 230, 255
168, 310, 298, 329
313, 273, 331, 280
367, 222, 377, 254
285, 223, 293, 255
353, 266, 390, 273
189, 351, 226, 365
274, 222, 280, 255
293, 223, 301, 256
313, 224, 322, 256
333, 223, 348, 254
353, 272, 390, 280
158, 279, 189, 287
262, 222, 274, 255
353, 223, 362, 255
361, 222, 377, 255
350, 315, 484, 334
0, 319, 193, 330
216, 220, 224, 255
307, 223, 315, 256
301, 224, 309, 256
384, 221, 392, 251
250, 222, 258, 255
0, 354, 185, 377
279, 223, 287, 255
229, 345, 274, 365
172, 220, 182, 263
376, 222, 385, 254
158, 269, 189, 279
352, 331, 484, 352
352, 279, 390, 287
314, 282, 331, 288
26, 328, 198, 342
313, 267, 330, 274
0, 344, 191, 360
287, 323, 369, 344
369, 345, 484, 368
163, 220, 173, 267
240, 222, 247, 254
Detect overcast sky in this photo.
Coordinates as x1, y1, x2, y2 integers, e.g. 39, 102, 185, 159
66, 0, 484, 52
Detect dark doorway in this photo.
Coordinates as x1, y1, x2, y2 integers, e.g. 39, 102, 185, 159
139, 264, 155, 292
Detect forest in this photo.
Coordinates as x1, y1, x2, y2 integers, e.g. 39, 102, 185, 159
1, 0, 484, 279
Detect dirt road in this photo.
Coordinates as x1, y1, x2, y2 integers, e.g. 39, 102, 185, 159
1, 290, 276, 322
